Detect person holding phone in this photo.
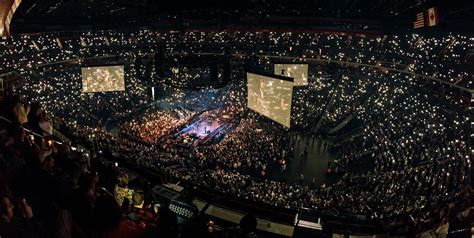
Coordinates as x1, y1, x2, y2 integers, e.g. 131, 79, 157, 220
29, 134, 35, 144
12, 95, 31, 127
38, 137, 57, 164
114, 172, 134, 207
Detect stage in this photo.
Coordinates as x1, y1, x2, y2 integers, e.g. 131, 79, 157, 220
174, 110, 231, 147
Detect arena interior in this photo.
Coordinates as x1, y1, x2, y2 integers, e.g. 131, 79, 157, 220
0, 0, 472, 237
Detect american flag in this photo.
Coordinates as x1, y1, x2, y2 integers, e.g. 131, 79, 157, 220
413, 12, 425, 28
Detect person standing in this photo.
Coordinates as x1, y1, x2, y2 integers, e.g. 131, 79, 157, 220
310, 177, 316, 190
12, 95, 31, 127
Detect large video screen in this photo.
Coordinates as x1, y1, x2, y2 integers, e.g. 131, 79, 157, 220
274, 64, 308, 86
246, 72, 294, 128
81, 65, 125, 93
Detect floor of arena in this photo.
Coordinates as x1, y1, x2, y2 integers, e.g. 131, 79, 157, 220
268, 134, 337, 187
171, 109, 338, 187
168, 107, 338, 186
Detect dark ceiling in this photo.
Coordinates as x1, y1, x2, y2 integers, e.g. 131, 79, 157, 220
10, 0, 474, 33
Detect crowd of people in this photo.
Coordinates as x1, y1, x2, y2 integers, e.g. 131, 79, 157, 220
0, 29, 472, 235
0, 92, 260, 238
195, 118, 292, 176
121, 108, 195, 144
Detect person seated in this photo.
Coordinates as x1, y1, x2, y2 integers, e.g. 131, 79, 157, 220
38, 111, 54, 136
0, 127, 17, 169
41, 155, 56, 175
67, 172, 99, 231
114, 172, 134, 207
13, 127, 41, 167
38, 138, 57, 165
127, 191, 153, 226
27, 102, 43, 135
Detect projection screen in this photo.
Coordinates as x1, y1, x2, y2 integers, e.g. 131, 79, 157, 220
274, 64, 308, 86
246, 72, 294, 128
81, 65, 125, 93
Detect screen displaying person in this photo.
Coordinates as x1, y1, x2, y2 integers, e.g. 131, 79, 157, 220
81, 66, 125, 93
274, 64, 308, 86
246, 72, 293, 128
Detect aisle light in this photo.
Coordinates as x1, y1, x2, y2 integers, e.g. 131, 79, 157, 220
151, 86, 155, 101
